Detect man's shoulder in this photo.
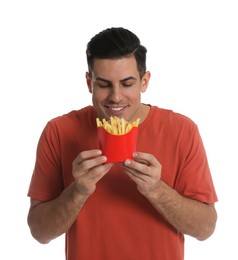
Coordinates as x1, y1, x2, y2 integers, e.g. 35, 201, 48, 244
50, 106, 95, 123
42, 106, 96, 135
150, 105, 197, 127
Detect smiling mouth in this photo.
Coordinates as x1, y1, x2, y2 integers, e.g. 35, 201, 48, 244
110, 107, 124, 111
105, 105, 127, 114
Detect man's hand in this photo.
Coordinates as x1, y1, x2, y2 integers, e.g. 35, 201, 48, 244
122, 152, 162, 198
72, 149, 113, 196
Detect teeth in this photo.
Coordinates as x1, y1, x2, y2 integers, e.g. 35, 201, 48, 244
111, 107, 123, 111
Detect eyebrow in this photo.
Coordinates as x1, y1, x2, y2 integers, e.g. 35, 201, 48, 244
94, 76, 137, 83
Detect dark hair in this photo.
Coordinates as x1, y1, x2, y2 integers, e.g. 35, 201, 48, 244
86, 27, 147, 78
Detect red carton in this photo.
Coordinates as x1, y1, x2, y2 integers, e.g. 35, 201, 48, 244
97, 126, 138, 163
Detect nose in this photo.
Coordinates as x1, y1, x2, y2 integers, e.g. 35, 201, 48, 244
109, 86, 122, 103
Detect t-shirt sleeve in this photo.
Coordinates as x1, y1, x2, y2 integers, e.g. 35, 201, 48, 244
27, 121, 64, 201
175, 123, 218, 203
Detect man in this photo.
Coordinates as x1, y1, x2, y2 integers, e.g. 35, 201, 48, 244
27, 27, 218, 260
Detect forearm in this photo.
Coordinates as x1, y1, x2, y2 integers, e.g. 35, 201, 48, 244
27, 182, 89, 244
146, 180, 217, 240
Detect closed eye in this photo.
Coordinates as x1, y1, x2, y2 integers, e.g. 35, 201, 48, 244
93, 76, 137, 88
94, 78, 112, 88
121, 81, 134, 87
97, 82, 111, 88
120, 76, 137, 87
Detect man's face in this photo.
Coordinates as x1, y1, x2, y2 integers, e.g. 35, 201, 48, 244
86, 55, 150, 122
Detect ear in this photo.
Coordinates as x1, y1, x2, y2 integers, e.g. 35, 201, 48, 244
140, 71, 151, 93
86, 72, 93, 93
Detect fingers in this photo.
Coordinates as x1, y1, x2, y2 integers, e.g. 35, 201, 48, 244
73, 150, 107, 175
74, 149, 103, 166
132, 152, 158, 165
72, 150, 113, 195
122, 152, 162, 196
124, 152, 160, 175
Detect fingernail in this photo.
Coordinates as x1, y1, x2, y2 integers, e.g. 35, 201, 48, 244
124, 159, 131, 166
133, 152, 138, 157
97, 150, 102, 155
101, 156, 107, 162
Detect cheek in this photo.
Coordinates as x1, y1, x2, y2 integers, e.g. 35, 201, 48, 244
92, 89, 107, 103
127, 89, 141, 101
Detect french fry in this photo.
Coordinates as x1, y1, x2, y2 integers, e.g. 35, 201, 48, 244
96, 116, 140, 135
96, 118, 102, 127
121, 118, 126, 134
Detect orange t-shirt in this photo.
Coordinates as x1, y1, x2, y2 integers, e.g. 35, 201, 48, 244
28, 105, 218, 260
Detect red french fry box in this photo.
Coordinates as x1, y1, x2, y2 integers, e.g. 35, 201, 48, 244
97, 126, 139, 163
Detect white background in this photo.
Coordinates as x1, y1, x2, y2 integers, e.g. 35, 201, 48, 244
0, 0, 237, 259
